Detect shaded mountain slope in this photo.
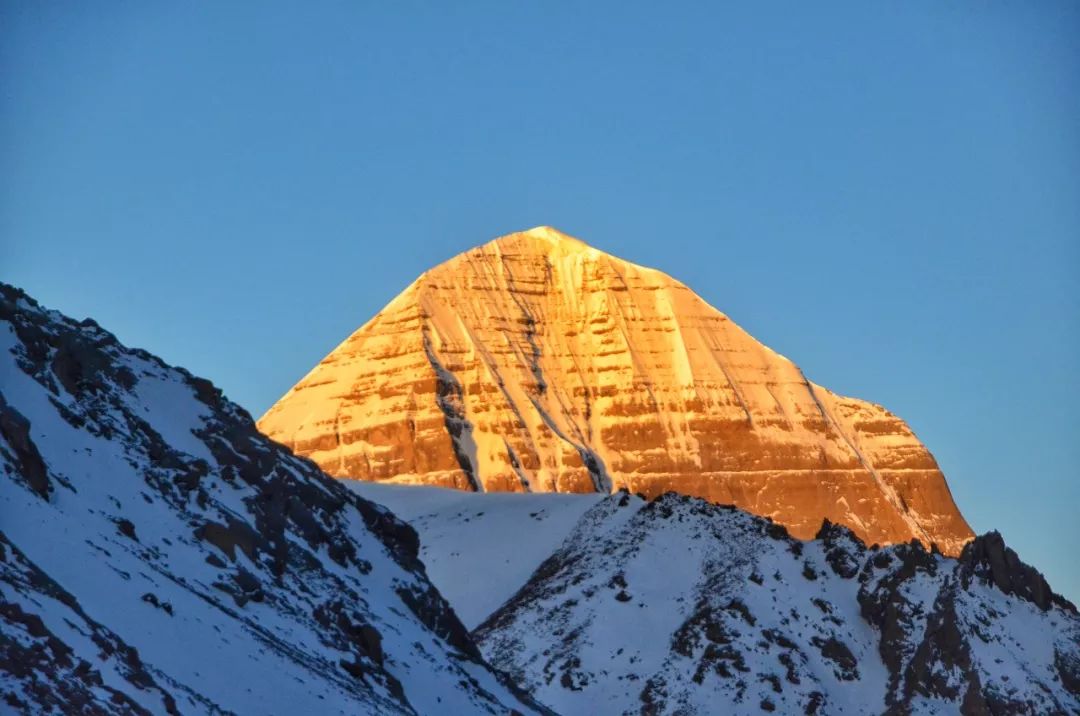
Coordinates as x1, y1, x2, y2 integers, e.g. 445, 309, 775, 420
355, 482, 1080, 715
348, 481, 605, 629
0, 283, 548, 715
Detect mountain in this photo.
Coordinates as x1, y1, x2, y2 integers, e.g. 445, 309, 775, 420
4, 280, 1076, 716
259, 226, 972, 555
0, 284, 548, 715
353, 482, 1080, 715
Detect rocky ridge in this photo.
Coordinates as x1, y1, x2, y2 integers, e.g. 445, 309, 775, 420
353, 483, 1078, 715
0, 283, 548, 715
260, 226, 973, 555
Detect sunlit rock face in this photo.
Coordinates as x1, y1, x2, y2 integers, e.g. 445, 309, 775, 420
258, 227, 973, 555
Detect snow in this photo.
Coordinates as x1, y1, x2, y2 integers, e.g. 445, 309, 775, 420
258, 225, 974, 558
119, 358, 215, 463
349, 481, 603, 628
0, 286, 545, 715
349, 480, 1080, 715
3, 280, 1076, 715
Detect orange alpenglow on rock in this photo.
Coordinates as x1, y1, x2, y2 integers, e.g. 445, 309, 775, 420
258, 226, 974, 555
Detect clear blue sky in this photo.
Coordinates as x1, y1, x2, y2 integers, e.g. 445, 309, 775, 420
4, 2, 1078, 599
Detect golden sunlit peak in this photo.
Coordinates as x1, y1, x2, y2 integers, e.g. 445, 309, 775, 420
521, 224, 569, 237
258, 222, 974, 557
488, 226, 594, 257
517, 225, 586, 245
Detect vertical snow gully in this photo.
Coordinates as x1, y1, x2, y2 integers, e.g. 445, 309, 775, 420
422, 330, 483, 492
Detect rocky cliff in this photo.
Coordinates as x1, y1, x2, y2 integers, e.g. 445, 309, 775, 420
259, 227, 973, 555
471, 491, 1079, 715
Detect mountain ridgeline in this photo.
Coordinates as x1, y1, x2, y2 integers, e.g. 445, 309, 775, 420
0, 283, 546, 715
2, 234, 1077, 716
351, 483, 1080, 715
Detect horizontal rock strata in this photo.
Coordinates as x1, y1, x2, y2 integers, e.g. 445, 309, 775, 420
258, 226, 973, 555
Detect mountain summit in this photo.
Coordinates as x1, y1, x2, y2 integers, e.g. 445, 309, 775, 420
258, 227, 973, 555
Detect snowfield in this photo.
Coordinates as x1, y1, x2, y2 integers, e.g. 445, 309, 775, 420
348, 481, 603, 629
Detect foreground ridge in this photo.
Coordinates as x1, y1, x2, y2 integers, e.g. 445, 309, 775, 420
354, 483, 1080, 715
260, 226, 973, 554
0, 283, 548, 715
476, 492, 1079, 714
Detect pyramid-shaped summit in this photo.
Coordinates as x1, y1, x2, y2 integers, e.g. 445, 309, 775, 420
259, 227, 973, 554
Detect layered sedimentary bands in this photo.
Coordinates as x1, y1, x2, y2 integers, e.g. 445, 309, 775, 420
259, 227, 973, 555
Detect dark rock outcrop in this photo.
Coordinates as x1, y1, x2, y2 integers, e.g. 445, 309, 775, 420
957, 531, 1067, 612
469, 491, 1079, 715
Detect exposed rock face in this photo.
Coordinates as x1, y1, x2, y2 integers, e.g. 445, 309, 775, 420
259, 226, 973, 555
350, 481, 1080, 714
461, 490, 1079, 716
0, 284, 548, 715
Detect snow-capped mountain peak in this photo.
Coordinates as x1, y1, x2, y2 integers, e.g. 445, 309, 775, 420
259, 226, 973, 556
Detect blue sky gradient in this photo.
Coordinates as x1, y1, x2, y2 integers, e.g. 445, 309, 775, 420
3, 2, 1078, 598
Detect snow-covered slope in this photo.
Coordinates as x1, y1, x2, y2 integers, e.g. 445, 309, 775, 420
356, 483, 1080, 715
259, 226, 972, 556
0, 284, 549, 715
348, 482, 603, 629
